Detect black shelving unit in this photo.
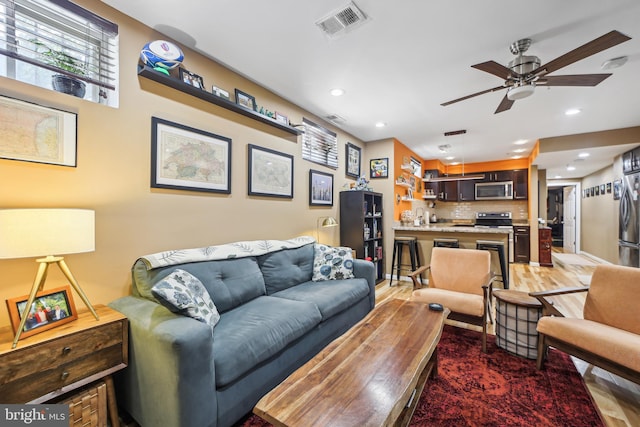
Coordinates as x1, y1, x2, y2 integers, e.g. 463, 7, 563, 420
339, 190, 385, 284
137, 65, 303, 136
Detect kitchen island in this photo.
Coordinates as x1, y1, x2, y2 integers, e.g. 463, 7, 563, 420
392, 223, 512, 287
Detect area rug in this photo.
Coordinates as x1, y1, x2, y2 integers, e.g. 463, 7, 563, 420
239, 325, 604, 427
552, 253, 597, 266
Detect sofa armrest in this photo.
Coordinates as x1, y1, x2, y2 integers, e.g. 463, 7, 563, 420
353, 259, 376, 309
529, 286, 589, 318
109, 296, 217, 427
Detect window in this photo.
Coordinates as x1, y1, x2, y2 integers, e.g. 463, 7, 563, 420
301, 117, 338, 168
0, 0, 119, 106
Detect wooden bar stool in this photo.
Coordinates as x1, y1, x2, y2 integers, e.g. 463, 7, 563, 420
390, 237, 422, 286
433, 238, 459, 248
476, 239, 509, 289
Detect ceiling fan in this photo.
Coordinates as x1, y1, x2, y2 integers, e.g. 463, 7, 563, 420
441, 30, 631, 114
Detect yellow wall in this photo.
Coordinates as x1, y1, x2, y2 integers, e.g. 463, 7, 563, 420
0, 1, 367, 327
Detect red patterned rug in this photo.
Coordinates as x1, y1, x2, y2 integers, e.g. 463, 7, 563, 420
238, 325, 604, 427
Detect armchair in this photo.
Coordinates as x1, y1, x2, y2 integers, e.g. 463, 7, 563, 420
530, 264, 640, 385
409, 247, 493, 352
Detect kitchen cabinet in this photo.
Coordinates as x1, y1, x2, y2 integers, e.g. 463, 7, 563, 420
514, 226, 530, 263
482, 170, 513, 182
539, 227, 553, 267
340, 191, 385, 283
438, 180, 458, 201
458, 180, 476, 201
422, 169, 439, 200
513, 169, 528, 200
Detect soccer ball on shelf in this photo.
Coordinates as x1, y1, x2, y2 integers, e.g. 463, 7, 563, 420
140, 40, 184, 72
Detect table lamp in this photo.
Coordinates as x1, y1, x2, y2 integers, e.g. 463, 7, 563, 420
316, 216, 338, 243
0, 209, 98, 348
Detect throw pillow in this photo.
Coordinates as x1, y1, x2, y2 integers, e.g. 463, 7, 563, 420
312, 244, 355, 281
151, 269, 220, 327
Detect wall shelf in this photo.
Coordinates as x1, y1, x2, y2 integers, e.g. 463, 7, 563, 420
137, 65, 303, 136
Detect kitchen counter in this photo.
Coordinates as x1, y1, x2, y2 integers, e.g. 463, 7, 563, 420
393, 223, 512, 234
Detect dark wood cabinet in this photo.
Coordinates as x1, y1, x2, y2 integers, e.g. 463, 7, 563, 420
339, 191, 385, 283
438, 180, 458, 201
539, 227, 553, 267
514, 226, 530, 263
458, 180, 476, 201
482, 170, 513, 182
513, 169, 528, 200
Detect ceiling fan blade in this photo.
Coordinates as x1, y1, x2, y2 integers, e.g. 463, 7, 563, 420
472, 61, 518, 80
441, 85, 507, 106
537, 74, 612, 86
536, 30, 631, 76
494, 94, 514, 114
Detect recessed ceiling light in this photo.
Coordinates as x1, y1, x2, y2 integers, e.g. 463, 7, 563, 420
565, 109, 581, 116
445, 156, 455, 160
578, 152, 590, 158
449, 161, 460, 165
330, 88, 344, 96
513, 148, 526, 153
375, 122, 386, 128
566, 165, 576, 171
554, 175, 562, 179
511, 155, 522, 159
513, 139, 528, 145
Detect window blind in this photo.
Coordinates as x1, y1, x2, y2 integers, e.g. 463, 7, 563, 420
301, 118, 338, 168
0, 0, 118, 98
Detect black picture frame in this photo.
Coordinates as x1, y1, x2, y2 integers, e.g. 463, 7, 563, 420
613, 180, 622, 200
309, 169, 334, 206
248, 144, 293, 198
235, 89, 257, 111
370, 157, 389, 179
345, 143, 361, 179
179, 68, 205, 89
151, 117, 232, 194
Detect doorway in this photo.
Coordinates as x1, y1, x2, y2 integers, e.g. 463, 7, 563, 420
547, 183, 581, 254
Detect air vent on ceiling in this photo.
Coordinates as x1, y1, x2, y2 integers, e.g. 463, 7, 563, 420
316, 2, 369, 38
325, 113, 346, 124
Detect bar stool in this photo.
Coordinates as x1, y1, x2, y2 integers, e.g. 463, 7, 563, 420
476, 240, 509, 289
390, 237, 422, 286
433, 238, 459, 248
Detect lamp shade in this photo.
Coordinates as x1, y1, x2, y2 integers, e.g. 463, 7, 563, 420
0, 209, 95, 259
321, 217, 338, 227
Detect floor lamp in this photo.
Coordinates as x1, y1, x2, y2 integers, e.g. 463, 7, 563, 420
0, 209, 98, 348
316, 216, 338, 244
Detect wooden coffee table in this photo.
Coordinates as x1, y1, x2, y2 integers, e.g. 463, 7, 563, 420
254, 298, 449, 427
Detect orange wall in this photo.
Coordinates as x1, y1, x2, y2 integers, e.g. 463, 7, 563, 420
393, 139, 423, 220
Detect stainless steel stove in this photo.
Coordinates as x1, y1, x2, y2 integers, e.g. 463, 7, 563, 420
475, 212, 514, 262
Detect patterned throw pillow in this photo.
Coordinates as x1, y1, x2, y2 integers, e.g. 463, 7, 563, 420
312, 244, 355, 281
151, 269, 220, 327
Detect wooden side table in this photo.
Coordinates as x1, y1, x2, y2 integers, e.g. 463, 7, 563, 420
0, 305, 128, 427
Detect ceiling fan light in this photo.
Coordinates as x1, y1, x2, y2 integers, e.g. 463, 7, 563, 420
507, 84, 535, 101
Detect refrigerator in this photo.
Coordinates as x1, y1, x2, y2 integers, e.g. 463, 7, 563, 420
619, 171, 640, 267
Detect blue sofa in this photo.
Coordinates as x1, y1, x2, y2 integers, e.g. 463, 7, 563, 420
109, 238, 375, 427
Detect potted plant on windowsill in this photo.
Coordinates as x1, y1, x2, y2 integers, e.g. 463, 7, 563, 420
32, 40, 87, 98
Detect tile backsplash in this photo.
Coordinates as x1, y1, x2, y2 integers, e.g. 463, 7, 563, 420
411, 199, 528, 221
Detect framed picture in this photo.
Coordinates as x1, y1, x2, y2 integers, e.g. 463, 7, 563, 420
179, 68, 205, 89
590, 187, 594, 197
0, 95, 77, 167
6, 285, 78, 340
274, 112, 289, 126
235, 89, 257, 111
151, 117, 231, 194
248, 144, 293, 198
370, 157, 389, 179
212, 86, 230, 100
309, 169, 334, 206
345, 143, 361, 179
600, 184, 606, 194
410, 157, 421, 177
613, 180, 622, 200
606, 182, 612, 193
595, 186, 599, 196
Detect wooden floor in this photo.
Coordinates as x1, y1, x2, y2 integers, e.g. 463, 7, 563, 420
377, 249, 640, 427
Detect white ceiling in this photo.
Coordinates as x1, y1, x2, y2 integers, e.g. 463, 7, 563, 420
102, 0, 640, 179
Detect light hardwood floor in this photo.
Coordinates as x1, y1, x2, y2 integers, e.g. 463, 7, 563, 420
376, 250, 640, 427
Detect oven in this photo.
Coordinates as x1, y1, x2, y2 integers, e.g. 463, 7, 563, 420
474, 212, 514, 262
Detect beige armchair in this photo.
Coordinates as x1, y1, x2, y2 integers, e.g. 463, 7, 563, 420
530, 264, 640, 385
409, 247, 493, 352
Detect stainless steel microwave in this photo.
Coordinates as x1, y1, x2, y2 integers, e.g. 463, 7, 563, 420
475, 181, 513, 200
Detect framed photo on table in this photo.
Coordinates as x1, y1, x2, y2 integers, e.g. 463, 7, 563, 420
309, 169, 334, 206
6, 285, 78, 340
345, 143, 361, 179
248, 144, 293, 198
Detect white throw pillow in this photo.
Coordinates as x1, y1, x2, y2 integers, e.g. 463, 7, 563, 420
312, 244, 355, 281
151, 269, 220, 327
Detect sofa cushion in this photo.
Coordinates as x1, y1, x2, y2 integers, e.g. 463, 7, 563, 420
258, 243, 314, 294
151, 269, 220, 327
132, 257, 266, 313
312, 244, 355, 281
271, 278, 369, 320
212, 296, 322, 387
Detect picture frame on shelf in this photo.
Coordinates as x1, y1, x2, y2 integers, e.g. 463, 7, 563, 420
248, 144, 293, 198
370, 157, 389, 179
6, 285, 78, 340
151, 117, 231, 194
345, 143, 361, 179
211, 86, 230, 100
235, 89, 257, 111
309, 169, 334, 206
0, 95, 77, 167
274, 112, 288, 126
179, 68, 205, 89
